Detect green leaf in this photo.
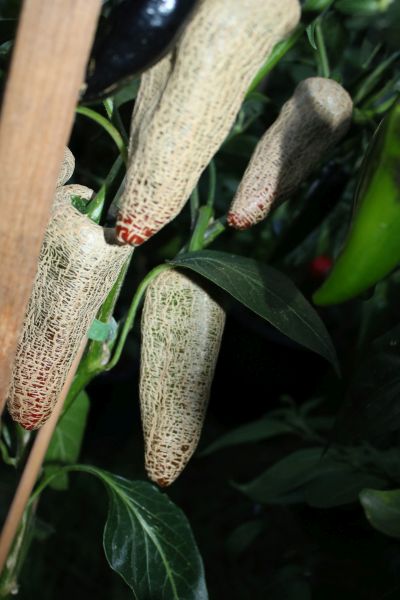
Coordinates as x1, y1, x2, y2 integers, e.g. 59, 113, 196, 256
77, 467, 208, 599
113, 78, 140, 108
170, 251, 339, 371
336, 324, 400, 442
44, 391, 90, 491
200, 418, 294, 456
70, 194, 89, 214
305, 465, 387, 508
353, 51, 400, 105
360, 488, 400, 538
335, 0, 394, 16
239, 445, 389, 508
237, 448, 325, 503
302, 0, 334, 11
306, 22, 318, 50
70, 190, 106, 224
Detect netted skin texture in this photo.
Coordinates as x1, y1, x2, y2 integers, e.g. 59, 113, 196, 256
227, 77, 353, 230
7, 185, 132, 430
57, 147, 75, 187
116, 0, 301, 245
140, 269, 226, 486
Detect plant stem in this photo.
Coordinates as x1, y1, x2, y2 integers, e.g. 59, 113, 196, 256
203, 216, 227, 247
188, 206, 213, 252
206, 160, 217, 208
76, 106, 128, 163
103, 98, 129, 144
104, 263, 171, 371
315, 20, 330, 78
112, 106, 129, 146
247, 25, 304, 94
190, 187, 200, 229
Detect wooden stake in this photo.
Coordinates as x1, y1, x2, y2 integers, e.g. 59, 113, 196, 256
0, 340, 87, 574
0, 0, 101, 413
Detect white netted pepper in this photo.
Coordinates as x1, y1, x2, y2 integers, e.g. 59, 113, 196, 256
228, 77, 353, 230
116, 0, 301, 245
7, 185, 132, 430
140, 269, 226, 486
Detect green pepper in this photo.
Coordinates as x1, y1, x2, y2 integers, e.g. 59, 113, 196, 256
83, 0, 198, 102
313, 99, 400, 306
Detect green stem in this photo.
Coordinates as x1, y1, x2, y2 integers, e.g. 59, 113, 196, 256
112, 107, 129, 146
315, 20, 330, 78
188, 206, 213, 252
353, 51, 400, 106
31, 463, 132, 508
247, 25, 304, 95
76, 106, 128, 163
30, 464, 101, 506
103, 98, 129, 144
206, 160, 217, 208
104, 263, 171, 371
90, 155, 124, 223
190, 186, 200, 229
203, 216, 227, 247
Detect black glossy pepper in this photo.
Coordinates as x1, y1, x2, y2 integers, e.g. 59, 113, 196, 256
83, 0, 198, 102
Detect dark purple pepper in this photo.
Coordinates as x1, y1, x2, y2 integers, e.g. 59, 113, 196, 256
82, 0, 198, 102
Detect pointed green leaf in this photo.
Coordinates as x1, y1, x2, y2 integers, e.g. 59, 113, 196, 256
77, 467, 208, 599
360, 488, 400, 538
170, 251, 338, 371
200, 418, 294, 456
306, 467, 387, 507
335, 0, 394, 16
237, 448, 325, 503
306, 22, 318, 50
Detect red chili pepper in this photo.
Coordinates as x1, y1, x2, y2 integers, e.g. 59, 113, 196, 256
309, 255, 333, 279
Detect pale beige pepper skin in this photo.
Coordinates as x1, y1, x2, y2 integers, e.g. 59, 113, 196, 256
140, 269, 226, 487
57, 147, 75, 187
227, 77, 353, 230
116, 0, 301, 246
7, 185, 132, 430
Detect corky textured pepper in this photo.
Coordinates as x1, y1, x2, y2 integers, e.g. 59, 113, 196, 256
227, 77, 353, 230
140, 269, 225, 486
313, 100, 400, 305
116, 0, 301, 246
83, 0, 198, 102
7, 186, 132, 430
57, 147, 75, 187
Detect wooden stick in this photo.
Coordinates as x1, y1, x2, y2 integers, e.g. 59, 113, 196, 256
0, 0, 101, 413
0, 340, 87, 574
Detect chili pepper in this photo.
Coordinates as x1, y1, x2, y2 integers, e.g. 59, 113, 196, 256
227, 77, 353, 230
140, 269, 225, 486
309, 255, 333, 279
116, 0, 301, 246
57, 147, 75, 187
83, 0, 199, 102
7, 185, 132, 430
313, 100, 400, 305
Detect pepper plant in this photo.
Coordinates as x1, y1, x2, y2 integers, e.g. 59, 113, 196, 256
0, 0, 400, 599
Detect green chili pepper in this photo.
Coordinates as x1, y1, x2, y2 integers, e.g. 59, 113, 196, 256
313, 99, 400, 305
